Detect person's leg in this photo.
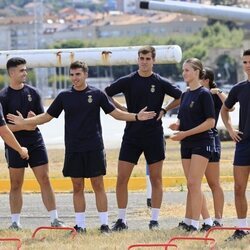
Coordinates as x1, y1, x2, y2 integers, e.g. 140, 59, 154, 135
234, 166, 250, 223
91, 175, 111, 233
32, 164, 65, 226
146, 163, 152, 207
9, 167, 25, 228
71, 177, 86, 230
179, 159, 192, 229
187, 155, 208, 230
205, 162, 224, 224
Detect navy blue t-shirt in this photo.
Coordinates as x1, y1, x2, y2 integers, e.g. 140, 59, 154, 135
105, 71, 182, 137
47, 85, 115, 153
0, 103, 6, 127
0, 85, 44, 144
224, 80, 250, 140
178, 86, 215, 147
212, 94, 222, 135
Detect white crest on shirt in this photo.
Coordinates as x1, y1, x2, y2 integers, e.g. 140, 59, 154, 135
88, 95, 93, 103
150, 85, 155, 93
27, 94, 32, 102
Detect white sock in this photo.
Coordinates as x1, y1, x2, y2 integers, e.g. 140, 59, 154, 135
151, 208, 160, 221
118, 209, 126, 223
214, 218, 222, 224
146, 175, 152, 199
204, 217, 213, 226
237, 218, 248, 228
191, 219, 199, 230
75, 212, 86, 229
184, 218, 192, 225
99, 212, 108, 225
49, 209, 58, 222
11, 214, 21, 225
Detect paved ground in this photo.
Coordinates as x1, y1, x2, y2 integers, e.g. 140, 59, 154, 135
1, 191, 248, 231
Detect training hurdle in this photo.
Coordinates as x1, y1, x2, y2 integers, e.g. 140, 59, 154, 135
166, 236, 216, 250
32, 226, 77, 241
205, 226, 250, 239
0, 237, 22, 249
128, 243, 178, 249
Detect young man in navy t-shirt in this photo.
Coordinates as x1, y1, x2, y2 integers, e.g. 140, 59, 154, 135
105, 46, 182, 230
7, 60, 156, 233
221, 49, 250, 240
0, 57, 64, 230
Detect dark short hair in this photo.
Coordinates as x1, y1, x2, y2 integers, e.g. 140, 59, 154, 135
138, 46, 156, 59
69, 61, 88, 73
6, 57, 26, 71
203, 67, 217, 89
243, 49, 250, 56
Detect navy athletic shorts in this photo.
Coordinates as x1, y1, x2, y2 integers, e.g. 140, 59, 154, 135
119, 133, 165, 165
5, 139, 48, 168
233, 139, 250, 166
63, 149, 106, 178
209, 135, 221, 163
181, 145, 213, 160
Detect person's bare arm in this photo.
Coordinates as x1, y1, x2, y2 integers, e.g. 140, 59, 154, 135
109, 107, 156, 121
0, 125, 29, 159
157, 98, 181, 120
7, 111, 53, 126
170, 118, 215, 141
221, 104, 242, 142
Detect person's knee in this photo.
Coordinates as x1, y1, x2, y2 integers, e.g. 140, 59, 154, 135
208, 181, 220, 191
38, 174, 51, 187
150, 176, 162, 188
91, 179, 104, 193
234, 183, 246, 197
187, 179, 199, 192
10, 179, 23, 191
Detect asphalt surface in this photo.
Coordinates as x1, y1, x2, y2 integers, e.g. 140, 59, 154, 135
0, 191, 248, 231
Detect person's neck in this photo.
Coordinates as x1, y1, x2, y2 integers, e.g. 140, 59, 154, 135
137, 70, 153, 77
189, 81, 201, 91
9, 81, 24, 90
73, 83, 88, 91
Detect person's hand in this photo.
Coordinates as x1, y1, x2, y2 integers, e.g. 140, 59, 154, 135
19, 147, 29, 160
156, 110, 165, 121
137, 107, 156, 121
169, 123, 179, 131
7, 111, 24, 125
228, 129, 243, 142
27, 111, 36, 118
170, 131, 186, 141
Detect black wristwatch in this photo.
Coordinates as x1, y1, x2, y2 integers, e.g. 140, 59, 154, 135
217, 89, 223, 94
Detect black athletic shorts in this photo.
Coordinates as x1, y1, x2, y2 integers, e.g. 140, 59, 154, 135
63, 149, 106, 178
119, 132, 165, 165
5, 138, 48, 168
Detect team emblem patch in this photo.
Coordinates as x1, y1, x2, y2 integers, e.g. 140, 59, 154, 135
27, 94, 32, 102
88, 95, 93, 103
150, 85, 155, 93
190, 101, 194, 108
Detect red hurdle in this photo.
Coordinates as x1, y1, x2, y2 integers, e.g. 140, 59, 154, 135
128, 242, 178, 249
166, 236, 216, 250
31, 226, 77, 241
0, 237, 22, 249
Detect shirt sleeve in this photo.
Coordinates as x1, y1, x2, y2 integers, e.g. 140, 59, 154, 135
224, 86, 238, 109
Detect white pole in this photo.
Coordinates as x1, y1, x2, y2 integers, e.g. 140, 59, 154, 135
0, 45, 182, 69
139, 1, 250, 23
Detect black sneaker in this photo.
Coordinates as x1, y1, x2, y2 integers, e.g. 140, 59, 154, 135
149, 220, 159, 230
73, 225, 86, 234
99, 224, 112, 234
9, 222, 22, 231
187, 225, 198, 232
200, 223, 212, 232
212, 221, 222, 227
226, 230, 249, 241
147, 198, 152, 208
177, 221, 190, 231
111, 219, 128, 231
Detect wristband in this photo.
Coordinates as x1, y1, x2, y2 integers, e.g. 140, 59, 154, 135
135, 114, 139, 121
161, 108, 167, 115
